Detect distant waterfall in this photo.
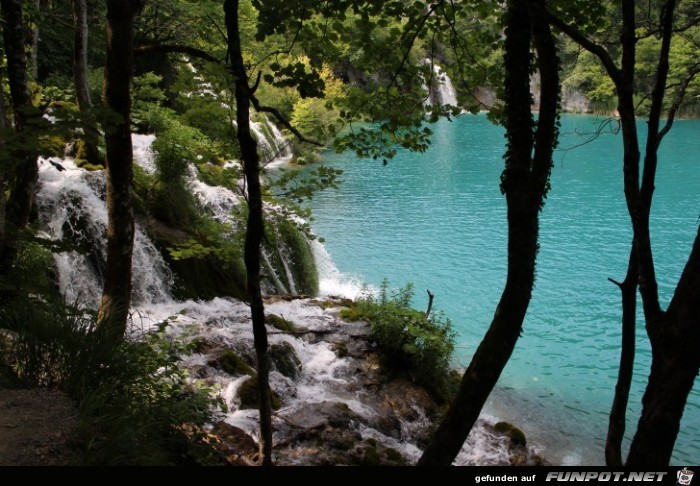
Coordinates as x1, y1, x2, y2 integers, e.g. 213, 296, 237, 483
423, 61, 459, 107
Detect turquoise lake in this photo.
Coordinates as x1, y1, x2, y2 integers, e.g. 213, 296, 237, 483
308, 114, 700, 465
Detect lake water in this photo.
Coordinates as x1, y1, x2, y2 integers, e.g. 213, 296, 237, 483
308, 113, 700, 465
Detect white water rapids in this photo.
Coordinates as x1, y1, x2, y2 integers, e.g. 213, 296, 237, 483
33, 113, 538, 464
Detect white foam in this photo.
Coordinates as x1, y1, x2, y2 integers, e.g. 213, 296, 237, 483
311, 240, 365, 299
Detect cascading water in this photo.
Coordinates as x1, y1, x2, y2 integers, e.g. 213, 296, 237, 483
35, 133, 533, 465
37, 156, 172, 308
250, 118, 294, 168
422, 60, 459, 108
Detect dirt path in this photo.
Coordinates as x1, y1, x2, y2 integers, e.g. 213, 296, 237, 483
0, 386, 77, 466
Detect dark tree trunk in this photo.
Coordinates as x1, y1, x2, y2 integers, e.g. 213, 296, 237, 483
224, 0, 273, 466
418, 0, 559, 465
615, 0, 700, 466
73, 0, 101, 166
1, 0, 40, 231
547, 0, 698, 466
626, 229, 700, 466
0, 86, 8, 258
605, 246, 637, 466
97, 0, 144, 337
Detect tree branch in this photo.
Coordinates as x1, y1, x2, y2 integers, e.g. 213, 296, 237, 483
387, 0, 444, 91
539, 6, 621, 84
658, 61, 700, 143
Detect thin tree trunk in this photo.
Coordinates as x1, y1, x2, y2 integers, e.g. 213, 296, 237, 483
97, 0, 143, 337
28, 0, 40, 81
72, 0, 101, 166
224, 0, 273, 466
0, 86, 8, 258
1, 0, 40, 230
605, 245, 637, 466
418, 0, 559, 465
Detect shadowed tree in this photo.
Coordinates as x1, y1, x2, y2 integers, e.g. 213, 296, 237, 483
418, 0, 561, 465
72, 0, 101, 166
1, 0, 41, 232
97, 0, 146, 337
543, 0, 700, 466
224, 0, 273, 465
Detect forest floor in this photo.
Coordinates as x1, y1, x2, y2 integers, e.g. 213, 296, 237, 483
0, 385, 77, 466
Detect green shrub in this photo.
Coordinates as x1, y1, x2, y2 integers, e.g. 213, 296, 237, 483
0, 301, 223, 465
345, 280, 457, 403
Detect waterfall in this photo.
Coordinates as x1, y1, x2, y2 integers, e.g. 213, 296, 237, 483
250, 118, 293, 168
37, 156, 173, 309
423, 61, 459, 107
310, 240, 365, 300
35, 133, 520, 466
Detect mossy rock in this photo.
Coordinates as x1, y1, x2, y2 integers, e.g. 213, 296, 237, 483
382, 447, 405, 465
332, 342, 348, 358
74, 160, 104, 171
269, 342, 302, 379
360, 444, 381, 466
208, 350, 254, 376
266, 314, 296, 333
237, 374, 282, 410
39, 135, 68, 157
494, 421, 527, 447
354, 441, 405, 466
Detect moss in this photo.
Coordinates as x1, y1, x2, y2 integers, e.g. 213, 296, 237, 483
208, 350, 254, 376
262, 214, 318, 296
276, 218, 319, 295
266, 314, 297, 333
237, 374, 282, 410
39, 135, 68, 158
360, 444, 380, 466
145, 217, 247, 301
196, 162, 239, 190
74, 160, 104, 171
332, 342, 348, 358
494, 421, 527, 447
383, 447, 405, 465
168, 255, 247, 301
269, 342, 301, 379
339, 307, 365, 322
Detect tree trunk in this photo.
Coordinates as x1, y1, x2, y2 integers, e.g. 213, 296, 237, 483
0, 85, 8, 258
605, 245, 637, 466
224, 0, 273, 466
626, 232, 700, 467
28, 0, 40, 81
418, 0, 559, 465
1, 0, 40, 231
72, 0, 101, 166
97, 0, 143, 337
544, 0, 698, 466
613, 0, 700, 466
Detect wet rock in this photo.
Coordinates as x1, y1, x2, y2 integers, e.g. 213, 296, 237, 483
237, 374, 282, 410
273, 402, 406, 466
494, 421, 527, 447
207, 349, 254, 376
266, 314, 297, 333
281, 401, 360, 430
269, 342, 302, 379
